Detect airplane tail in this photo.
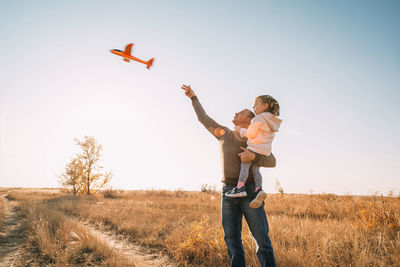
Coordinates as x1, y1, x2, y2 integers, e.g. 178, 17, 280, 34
146, 58, 154, 69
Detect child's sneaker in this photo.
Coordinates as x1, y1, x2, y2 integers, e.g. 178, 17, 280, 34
225, 187, 247, 198
249, 189, 267, 209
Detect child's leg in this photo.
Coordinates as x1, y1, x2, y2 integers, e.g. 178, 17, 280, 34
238, 162, 252, 188
249, 163, 267, 208
251, 164, 262, 191
225, 162, 251, 198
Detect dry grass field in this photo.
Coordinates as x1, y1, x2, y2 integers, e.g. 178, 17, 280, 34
1, 188, 399, 266
0, 188, 9, 227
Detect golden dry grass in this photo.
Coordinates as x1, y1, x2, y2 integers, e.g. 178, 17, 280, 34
22, 203, 134, 266
4, 189, 135, 266
4, 188, 400, 266
0, 188, 13, 229
0, 197, 5, 228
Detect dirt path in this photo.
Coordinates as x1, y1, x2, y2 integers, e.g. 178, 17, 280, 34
80, 220, 173, 267
0, 189, 173, 266
0, 193, 26, 267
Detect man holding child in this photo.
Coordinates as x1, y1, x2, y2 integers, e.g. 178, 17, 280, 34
181, 85, 277, 267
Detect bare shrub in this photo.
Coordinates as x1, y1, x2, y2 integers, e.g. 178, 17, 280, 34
102, 188, 120, 199
201, 184, 217, 193
275, 180, 284, 195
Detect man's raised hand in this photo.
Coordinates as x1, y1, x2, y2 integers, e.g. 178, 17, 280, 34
181, 84, 196, 98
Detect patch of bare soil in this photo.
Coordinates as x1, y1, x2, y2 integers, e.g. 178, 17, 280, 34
0, 194, 27, 267
81, 221, 174, 267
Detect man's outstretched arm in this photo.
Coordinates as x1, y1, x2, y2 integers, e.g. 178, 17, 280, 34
181, 85, 228, 138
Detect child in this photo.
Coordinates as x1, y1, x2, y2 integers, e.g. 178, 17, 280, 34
225, 95, 282, 209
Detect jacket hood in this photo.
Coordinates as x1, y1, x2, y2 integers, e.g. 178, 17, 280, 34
260, 112, 282, 132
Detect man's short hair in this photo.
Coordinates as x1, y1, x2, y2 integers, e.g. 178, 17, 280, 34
248, 110, 255, 119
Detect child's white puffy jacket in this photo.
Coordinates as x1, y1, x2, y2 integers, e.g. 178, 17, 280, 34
239, 112, 282, 156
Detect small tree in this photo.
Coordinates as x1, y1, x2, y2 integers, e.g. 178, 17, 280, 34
60, 157, 85, 195
60, 136, 113, 195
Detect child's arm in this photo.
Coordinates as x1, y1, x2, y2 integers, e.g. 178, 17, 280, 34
239, 116, 264, 140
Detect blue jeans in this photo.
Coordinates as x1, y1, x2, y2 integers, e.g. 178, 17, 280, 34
222, 184, 276, 267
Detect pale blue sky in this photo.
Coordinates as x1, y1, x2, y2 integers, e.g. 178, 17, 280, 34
1, 0, 399, 195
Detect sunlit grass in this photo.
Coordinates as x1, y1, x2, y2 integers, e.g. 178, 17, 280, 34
5, 188, 400, 266
6, 189, 134, 266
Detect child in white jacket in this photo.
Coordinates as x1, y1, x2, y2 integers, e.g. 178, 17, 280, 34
225, 95, 282, 209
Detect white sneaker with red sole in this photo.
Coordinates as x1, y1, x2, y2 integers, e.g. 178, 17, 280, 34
249, 190, 267, 209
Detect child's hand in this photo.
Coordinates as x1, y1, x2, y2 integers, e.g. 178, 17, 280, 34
234, 126, 242, 132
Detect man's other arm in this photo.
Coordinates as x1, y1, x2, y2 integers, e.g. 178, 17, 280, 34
255, 152, 276, 168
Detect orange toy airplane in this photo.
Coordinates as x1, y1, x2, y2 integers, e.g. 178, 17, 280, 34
110, 43, 154, 69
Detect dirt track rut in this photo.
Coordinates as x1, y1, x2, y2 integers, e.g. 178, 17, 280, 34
0, 190, 173, 266
80, 220, 173, 267
0, 194, 26, 267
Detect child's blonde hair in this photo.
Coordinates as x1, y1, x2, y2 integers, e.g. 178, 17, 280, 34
257, 95, 280, 116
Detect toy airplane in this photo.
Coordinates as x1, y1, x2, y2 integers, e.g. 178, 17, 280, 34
110, 43, 154, 69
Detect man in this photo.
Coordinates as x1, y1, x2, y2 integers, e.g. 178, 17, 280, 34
181, 85, 276, 267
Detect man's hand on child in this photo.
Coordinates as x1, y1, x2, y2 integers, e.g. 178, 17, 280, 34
181, 84, 196, 98
239, 147, 255, 163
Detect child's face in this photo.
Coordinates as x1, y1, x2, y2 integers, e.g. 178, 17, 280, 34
253, 98, 268, 115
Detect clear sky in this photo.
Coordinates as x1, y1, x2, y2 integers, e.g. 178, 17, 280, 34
1, 0, 399, 195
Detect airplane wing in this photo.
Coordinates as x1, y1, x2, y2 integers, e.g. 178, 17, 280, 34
124, 43, 134, 56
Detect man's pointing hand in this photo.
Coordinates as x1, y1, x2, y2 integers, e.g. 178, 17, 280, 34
181, 84, 196, 98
